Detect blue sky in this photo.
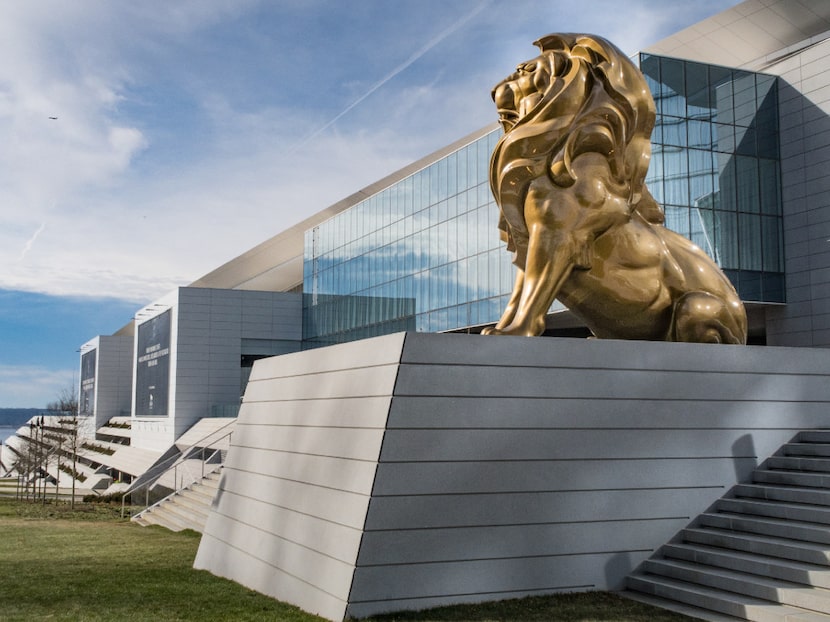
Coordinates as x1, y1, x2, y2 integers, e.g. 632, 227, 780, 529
0, 0, 741, 407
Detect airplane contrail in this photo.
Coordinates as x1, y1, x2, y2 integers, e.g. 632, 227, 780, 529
18, 222, 46, 262
289, 1, 492, 152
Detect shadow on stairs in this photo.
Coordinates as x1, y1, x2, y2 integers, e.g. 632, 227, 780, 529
625, 430, 830, 621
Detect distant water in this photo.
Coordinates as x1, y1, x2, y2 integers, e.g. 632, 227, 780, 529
0, 425, 22, 444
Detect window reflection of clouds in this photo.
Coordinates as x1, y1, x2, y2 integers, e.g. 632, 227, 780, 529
304, 132, 513, 344
305, 55, 786, 344
641, 53, 784, 303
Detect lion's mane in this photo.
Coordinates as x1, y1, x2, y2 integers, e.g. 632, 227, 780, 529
490, 33, 663, 267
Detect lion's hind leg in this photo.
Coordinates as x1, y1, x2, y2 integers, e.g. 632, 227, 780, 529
671, 291, 747, 345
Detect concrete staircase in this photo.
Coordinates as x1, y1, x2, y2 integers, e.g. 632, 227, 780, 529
132, 469, 221, 533
626, 430, 830, 621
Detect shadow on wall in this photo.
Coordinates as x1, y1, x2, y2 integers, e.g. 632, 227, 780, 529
766, 75, 830, 346
732, 433, 757, 482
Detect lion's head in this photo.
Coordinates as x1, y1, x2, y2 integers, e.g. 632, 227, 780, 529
490, 34, 663, 264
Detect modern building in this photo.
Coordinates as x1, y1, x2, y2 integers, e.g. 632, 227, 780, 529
5, 0, 830, 508
188, 0, 830, 351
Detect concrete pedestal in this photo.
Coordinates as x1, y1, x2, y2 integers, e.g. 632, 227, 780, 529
194, 332, 830, 621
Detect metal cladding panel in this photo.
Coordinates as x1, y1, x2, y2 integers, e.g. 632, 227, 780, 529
194, 333, 405, 622
196, 333, 830, 621
345, 333, 830, 619
195, 531, 349, 622
248, 332, 406, 381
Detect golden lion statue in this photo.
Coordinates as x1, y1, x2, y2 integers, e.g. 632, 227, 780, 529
482, 33, 747, 344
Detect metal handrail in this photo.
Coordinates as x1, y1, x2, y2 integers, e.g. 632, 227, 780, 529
122, 421, 234, 518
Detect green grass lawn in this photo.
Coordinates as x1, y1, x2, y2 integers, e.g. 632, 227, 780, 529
0, 498, 694, 621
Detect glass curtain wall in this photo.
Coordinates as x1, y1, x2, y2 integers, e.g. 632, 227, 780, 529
303, 130, 516, 346
639, 54, 784, 302
303, 55, 784, 346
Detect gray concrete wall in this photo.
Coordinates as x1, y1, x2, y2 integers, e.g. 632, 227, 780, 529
93, 335, 134, 429
195, 332, 830, 621
766, 37, 830, 346
194, 334, 404, 622
132, 287, 303, 450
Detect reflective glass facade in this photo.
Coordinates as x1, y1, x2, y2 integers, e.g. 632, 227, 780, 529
640, 54, 784, 302
303, 55, 783, 346
303, 130, 514, 345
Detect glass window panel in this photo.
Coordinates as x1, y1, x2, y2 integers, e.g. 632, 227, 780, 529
646, 148, 664, 204
447, 194, 458, 220
738, 271, 762, 301
467, 145, 477, 187
447, 151, 457, 198
691, 171, 716, 209
687, 120, 713, 149
739, 213, 762, 270
438, 157, 448, 202
661, 117, 686, 146
756, 129, 778, 159
474, 253, 487, 299
735, 156, 759, 213
714, 123, 735, 153
685, 61, 711, 119
762, 273, 785, 303
714, 210, 738, 268
658, 57, 685, 117
716, 153, 737, 212
429, 163, 439, 205
429, 225, 439, 268
639, 54, 661, 91
488, 128, 500, 154
710, 67, 734, 124
478, 181, 491, 208
762, 215, 782, 271
457, 257, 469, 304
734, 126, 757, 157
759, 159, 780, 215
663, 148, 689, 205
665, 206, 690, 237
733, 72, 757, 127
477, 139, 490, 184
458, 146, 468, 190
691, 208, 716, 259
489, 249, 501, 296
651, 116, 664, 144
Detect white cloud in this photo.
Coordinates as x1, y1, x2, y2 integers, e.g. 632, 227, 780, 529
0, 0, 741, 306
0, 364, 76, 409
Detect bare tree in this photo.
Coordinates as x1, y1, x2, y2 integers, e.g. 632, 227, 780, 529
47, 384, 80, 508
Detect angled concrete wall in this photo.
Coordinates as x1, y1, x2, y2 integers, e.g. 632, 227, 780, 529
194, 334, 405, 622
195, 332, 830, 621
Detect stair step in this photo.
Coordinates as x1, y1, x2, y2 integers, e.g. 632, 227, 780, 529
162, 498, 207, 523
733, 484, 830, 507
173, 491, 211, 515
784, 443, 830, 458
141, 507, 192, 532
716, 497, 830, 525
767, 456, 830, 474
754, 468, 830, 490
700, 512, 830, 545
682, 527, 830, 566
798, 431, 830, 445
627, 573, 828, 622
662, 542, 830, 589
642, 558, 830, 613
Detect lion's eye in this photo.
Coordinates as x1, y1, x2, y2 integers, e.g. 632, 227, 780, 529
519, 61, 537, 74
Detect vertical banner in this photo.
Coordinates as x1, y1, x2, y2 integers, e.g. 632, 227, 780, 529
136, 310, 171, 417
79, 349, 96, 415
